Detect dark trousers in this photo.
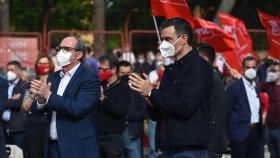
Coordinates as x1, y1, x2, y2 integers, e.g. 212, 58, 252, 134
24, 115, 48, 158
97, 133, 124, 158
230, 127, 261, 158
5, 131, 24, 149
48, 140, 62, 158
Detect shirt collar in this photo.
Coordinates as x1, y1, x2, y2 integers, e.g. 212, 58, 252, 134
174, 48, 196, 66
59, 63, 81, 78
9, 78, 20, 86
242, 77, 256, 88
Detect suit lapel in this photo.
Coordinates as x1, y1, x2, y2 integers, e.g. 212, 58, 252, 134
50, 72, 61, 93
63, 64, 84, 97
240, 79, 251, 108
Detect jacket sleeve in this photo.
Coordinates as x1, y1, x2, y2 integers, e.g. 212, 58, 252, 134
6, 81, 27, 110
225, 84, 237, 121
45, 73, 100, 118
127, 91, 147, 121
0, 80, 8, 113
149, 62, 213, 119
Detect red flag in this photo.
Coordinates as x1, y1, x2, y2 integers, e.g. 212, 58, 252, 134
258, 10, 280, 60
218, 13, 255, 61
194, 18, 242, 72
150, 0, 193, 27
194, 18, 236, 52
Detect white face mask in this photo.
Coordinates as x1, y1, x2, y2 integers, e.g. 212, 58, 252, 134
56, 49, 72, 67
155, 61, 163, 68
266, 72, 278, 82
7, 71, 17, 81
138, 58, 145, 64
149, 55, 155, 61
159, 36, 183, 58
244, 68, 257, 80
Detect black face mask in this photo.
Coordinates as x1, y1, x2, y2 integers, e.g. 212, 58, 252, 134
119, 74, 129, 82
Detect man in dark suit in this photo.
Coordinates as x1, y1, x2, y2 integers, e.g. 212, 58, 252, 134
30, 36, 100, 158
195, 43, 228, 158
2, 61, 28, 149
129, 18, 213, 158
0, 77, 8, 158
226, 56, 263, 158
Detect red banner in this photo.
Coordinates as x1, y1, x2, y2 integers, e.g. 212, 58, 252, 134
150, 0, 193, 27
194, 18, 236, 52
0, 37, 39, 68
218, 12, 255, 61
194, 18, 242, 72
258, 10, 280, 60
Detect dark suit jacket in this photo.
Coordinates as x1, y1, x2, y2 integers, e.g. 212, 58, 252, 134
5, 79, 28, 133
126, 90, 147, 139
33, 64, 100, 158
148, 49, 213, 150
0, 77, 8, 158
226, 78, 262, 142
209, 71, 227, 153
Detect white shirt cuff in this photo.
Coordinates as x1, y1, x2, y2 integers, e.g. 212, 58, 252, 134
37, 93, 51, 109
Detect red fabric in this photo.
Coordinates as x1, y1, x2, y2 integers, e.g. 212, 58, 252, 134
218, 12, 256, 61
150, 0, 194, 27
259, 92, 269, 114
194, 18, 242, 72
194, 18, 236, 52
36, 64, 50, 76
258, 10, 280, 60
98, 70, 112, 81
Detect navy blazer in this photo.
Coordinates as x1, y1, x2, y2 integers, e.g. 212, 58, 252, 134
0, 77, 8, 158
34, 64, 100, 158
226, 78, 262, 142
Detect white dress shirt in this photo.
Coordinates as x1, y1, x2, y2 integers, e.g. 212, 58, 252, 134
242, 77, 260, 124
38, 63, 80, 140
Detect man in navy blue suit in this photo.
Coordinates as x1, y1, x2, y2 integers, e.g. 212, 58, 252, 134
30, 36, 100, 158
226, 56, 263, 158
0, 77, 8, 158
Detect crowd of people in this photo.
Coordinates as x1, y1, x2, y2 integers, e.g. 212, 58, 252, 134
0, 17, 279, 158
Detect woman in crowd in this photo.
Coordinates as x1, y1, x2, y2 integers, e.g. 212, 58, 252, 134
22, 54, 54, 158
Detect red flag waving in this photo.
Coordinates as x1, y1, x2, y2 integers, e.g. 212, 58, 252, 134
194, 18, 242, 72
194, 18, 236, 52
151, 0, 193, 27
218, 13, 255, 61
258, 10, 280, 60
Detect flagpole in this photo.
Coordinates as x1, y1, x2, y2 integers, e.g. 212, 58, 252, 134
217, 53, 231, 69
152, 11, 162, 43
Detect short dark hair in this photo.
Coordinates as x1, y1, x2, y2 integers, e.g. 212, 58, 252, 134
72, 36, 87, 54
159, 17, 193, 44
70, 36, 87, 63
86, 46, 91, 55
194, 43, 215, 65
7, 60, 22, 70
242, 56, 256, 67
270, 61, 280, 68
99, 54, 119, 68
118, 60, 132, 71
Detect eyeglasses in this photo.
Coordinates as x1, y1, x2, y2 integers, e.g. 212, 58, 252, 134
269, 69, 280, 73
99, 68, 111, 72
56, 46, 80, 53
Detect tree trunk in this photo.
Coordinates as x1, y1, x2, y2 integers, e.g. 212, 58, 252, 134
93, 0, 105, 57
213, 0, 236, 24
0, 0, 10, 32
